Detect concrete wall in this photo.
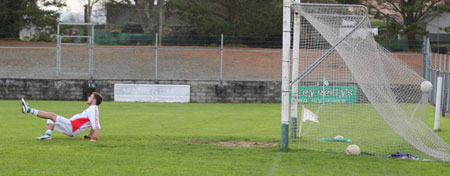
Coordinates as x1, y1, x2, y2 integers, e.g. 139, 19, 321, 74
0, 79, 281, 103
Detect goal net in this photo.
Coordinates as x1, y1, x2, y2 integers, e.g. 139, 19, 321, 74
288, 3, 450, 161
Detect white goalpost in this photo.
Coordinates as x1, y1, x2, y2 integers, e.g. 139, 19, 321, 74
280, 0, 292, 149
282, 1, 450, 161
290, 0, 301, 139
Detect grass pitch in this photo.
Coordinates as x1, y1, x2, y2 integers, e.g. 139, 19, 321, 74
1, 100, 449, 175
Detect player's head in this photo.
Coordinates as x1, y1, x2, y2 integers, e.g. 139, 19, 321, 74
88, 92, 103, 106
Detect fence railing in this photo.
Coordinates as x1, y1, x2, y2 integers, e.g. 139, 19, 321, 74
3, 31, 427, 50
0, 34, 283, 81
0, 33, 425, 81
426, 52, 450, 114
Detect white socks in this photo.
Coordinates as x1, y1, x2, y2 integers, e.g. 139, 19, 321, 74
45, 130, 52, 136
27, 108, 39, 116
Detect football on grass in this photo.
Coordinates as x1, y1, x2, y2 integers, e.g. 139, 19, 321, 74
334, 135, 344, 139
346, 144, 360, 155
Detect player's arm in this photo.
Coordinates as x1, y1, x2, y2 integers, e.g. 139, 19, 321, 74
85, 127, 100, 142
86, 108, 101, 141
88, 127, 95, 137
91, 128, 100, 140
84, 127, 96, 140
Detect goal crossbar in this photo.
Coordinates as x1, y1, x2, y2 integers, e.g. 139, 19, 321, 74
289, 3, 368, 86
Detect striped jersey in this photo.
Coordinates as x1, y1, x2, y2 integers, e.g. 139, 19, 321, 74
69, 105, 100, 137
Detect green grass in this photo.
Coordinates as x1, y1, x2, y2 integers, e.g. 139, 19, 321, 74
290, 104, 435, 159
1, 100, 450, 175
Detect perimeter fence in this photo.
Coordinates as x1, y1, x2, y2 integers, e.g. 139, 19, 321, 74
0, 33, 425, 81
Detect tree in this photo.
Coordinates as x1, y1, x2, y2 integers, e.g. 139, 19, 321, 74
104, 0, 346, 38
107, 0, 173, 35
169, 0, 283, 37
106, 0, 153, 33
168, 0, 354, 36
134, 0, 154, 34
79, 0, 103, 39
0, 0, 64, 40
81, 0, 103, 24
364, 0, 450, 50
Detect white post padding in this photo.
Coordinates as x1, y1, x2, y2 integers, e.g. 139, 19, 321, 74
434, 76, 443, 130
282, 0, 291, 125
281, 0, 292, 149
290, 0, 301, 138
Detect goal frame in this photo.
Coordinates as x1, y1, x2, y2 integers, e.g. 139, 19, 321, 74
281, 1, 368, 149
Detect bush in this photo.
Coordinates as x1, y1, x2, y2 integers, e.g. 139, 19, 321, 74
30, 31, 56, 42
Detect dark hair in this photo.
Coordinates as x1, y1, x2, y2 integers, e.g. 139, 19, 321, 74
92, 92, 103, 105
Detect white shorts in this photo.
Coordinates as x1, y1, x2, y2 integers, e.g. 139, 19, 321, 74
47, 116, 74, 137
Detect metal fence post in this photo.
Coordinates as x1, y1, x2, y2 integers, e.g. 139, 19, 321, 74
155, 33, 159, 80
447, 66, 450, 113
90, 24, 94, 79
444, 54, 448, 114
423, 37, 427, 79
424, 37, 431, 80
56, 23, 60, 78
434, 54, 438, 103
447, 55, 450, 113
435, 54, 438, 73
220, 34, 224, 81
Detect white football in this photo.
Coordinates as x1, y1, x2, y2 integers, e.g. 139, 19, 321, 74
420, 81, 433, 93
334, 135, 344, 139
346, 144, 360, 155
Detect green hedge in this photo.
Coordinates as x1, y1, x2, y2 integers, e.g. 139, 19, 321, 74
377, 40, 423, 51
94, 32, 155, 45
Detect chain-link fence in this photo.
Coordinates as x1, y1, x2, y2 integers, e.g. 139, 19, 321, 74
425, 52, 450, 113
0, 33, 424, 81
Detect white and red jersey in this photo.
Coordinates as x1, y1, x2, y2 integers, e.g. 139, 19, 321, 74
69, 105, 100, 137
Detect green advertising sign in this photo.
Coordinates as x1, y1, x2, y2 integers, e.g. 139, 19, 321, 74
296, 86, 357, 104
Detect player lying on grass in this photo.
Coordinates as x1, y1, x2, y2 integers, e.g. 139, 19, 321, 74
21, 92, 103, 141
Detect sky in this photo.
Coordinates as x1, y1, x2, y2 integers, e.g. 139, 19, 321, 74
42, 0, 102, 13
41, 0, 106, 23
65, 0, 85, 12
65, 0, 104, 13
